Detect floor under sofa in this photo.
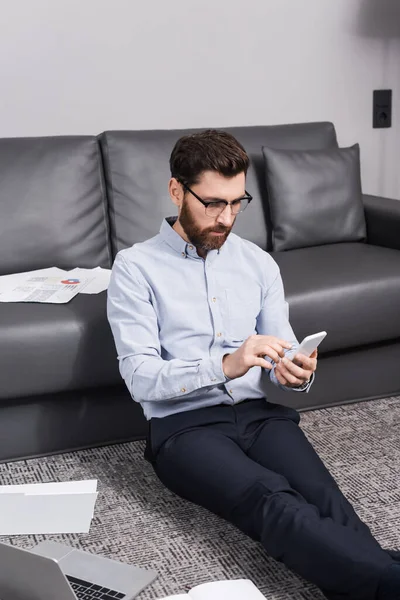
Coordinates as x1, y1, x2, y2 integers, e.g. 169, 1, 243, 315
1, 395, 399, 600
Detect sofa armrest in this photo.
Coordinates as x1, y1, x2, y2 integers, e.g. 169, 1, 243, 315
363, 194, 400, 250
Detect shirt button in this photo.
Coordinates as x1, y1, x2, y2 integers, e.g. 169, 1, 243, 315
189, 245, 193, 250
211, 377, 217, 382
217, 332, 222, 337
181, 252, 185, 257
229, 389, 233, 394
181, 387, 186, 392
212, 297, 216, 302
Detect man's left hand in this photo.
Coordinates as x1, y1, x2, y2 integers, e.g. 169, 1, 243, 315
274, 349, 318, 388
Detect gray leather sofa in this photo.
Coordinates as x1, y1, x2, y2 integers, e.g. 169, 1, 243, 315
1, 122, 399, 462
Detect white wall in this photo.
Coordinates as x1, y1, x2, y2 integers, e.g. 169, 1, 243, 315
1, 0, 400, 198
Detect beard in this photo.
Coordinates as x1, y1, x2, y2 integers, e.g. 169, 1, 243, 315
178, 200, 233, 252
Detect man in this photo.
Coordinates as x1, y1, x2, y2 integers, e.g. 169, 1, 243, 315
107, 130, 400, 600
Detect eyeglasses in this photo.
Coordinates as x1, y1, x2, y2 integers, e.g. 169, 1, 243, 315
178, 180, 253, 217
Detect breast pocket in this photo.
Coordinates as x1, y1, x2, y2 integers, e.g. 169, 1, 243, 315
223, 288, 260, 344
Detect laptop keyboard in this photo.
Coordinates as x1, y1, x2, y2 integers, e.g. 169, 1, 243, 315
66, 575, 126, 600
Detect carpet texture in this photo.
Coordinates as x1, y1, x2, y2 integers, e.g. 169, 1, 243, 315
1, 396, 400, 599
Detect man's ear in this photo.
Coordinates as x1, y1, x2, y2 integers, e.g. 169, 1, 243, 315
169, 177, 183, 208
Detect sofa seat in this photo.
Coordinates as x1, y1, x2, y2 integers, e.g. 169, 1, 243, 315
0, 292, 121, 400
272, 242, 400, 352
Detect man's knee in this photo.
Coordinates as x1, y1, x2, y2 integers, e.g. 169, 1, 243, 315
229, 479, 315, 544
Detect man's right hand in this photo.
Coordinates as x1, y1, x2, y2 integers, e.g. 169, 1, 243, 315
222, 335, 293, 380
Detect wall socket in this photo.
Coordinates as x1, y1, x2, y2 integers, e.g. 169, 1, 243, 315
373, 89, 392, 128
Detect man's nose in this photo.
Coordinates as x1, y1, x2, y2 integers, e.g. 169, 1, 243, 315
216, 205, 235, 226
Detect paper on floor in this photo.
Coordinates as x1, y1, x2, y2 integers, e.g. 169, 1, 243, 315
0, 480, 98, 535
157, 579, 267, 600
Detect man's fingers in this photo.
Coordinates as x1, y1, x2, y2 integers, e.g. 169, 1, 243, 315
257, 336, 293, 350
276, 362, 304, 386
258, 358, 273, 370
268, 342, 289, 358
275, 339, 293, 349
257, 342, 290, 363
282, 357, 305, 376
275, 368, 289, 386
275, 347, 317, 387
292, 353, 318, 373
259, 347, 283, 364
279, 357, 312, 381
293, 353, 316, 370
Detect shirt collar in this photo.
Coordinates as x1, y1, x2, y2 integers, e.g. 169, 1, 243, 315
160, 216, 222, 258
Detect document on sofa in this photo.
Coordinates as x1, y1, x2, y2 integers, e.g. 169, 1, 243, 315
66, 266, 111, 294
0, 480, 98, 534
0, 267, 93, 303
0, 266, 111, 303
157, 579, 267, 599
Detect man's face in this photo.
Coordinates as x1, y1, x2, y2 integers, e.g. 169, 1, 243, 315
170, 171, 246, 254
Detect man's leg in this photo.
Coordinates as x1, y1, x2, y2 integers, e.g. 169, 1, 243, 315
148, 404, 393, 600
244, 401, 382, 547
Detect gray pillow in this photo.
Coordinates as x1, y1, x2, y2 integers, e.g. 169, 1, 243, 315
261, 144, 367, 251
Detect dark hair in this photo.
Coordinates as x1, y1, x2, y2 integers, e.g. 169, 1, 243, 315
169, 129, 249, 187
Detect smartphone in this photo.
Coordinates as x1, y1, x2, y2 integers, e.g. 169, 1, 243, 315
294, 331, 327, 358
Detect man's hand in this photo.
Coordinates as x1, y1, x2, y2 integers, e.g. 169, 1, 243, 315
222, 335, 293, 380
274, 349, 318, 388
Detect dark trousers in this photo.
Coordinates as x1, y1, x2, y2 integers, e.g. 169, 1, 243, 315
145, 399, 393, 600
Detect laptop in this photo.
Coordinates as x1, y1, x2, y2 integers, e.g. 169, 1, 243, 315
0, 540, 157, 600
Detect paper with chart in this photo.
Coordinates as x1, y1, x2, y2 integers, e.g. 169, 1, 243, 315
0, 480, 98, 534
0, 266, 111, 303
66, 266, 111, 294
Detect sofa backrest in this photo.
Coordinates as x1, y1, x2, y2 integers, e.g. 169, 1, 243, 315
99, 122, 338, 257
0, 135, 112, 275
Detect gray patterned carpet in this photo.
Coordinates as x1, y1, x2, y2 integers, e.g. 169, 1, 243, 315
1, 396, 400, 600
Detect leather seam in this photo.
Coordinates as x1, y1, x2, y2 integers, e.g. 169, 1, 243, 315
95, 137, 113, 268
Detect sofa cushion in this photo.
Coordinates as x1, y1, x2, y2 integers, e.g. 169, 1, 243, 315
271, 242, 400, 351
0, 293, 121, 400
262, 144, 367, 251
99, 122, 338, 256
0, 136, 111, 275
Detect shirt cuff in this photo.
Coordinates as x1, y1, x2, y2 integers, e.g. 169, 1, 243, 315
220, 353, 232, 382
290, 371, 315, 393
269, 365, 315, 393
203, 353, 231, 385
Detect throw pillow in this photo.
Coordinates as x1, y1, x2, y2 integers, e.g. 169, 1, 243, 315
261, 144, 367, 251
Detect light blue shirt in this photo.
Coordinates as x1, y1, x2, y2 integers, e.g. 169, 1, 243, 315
107, 216, 314, 420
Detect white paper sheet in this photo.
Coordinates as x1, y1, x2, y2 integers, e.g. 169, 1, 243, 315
0, 267, 93, 303
157, 596, 188, 600
189, 580, 266, 600
157, 580, 266, 600
67, 267, 111, 294
0, 480, 98, 495
0, 267, 66, 291
0, 266, 110, 302
0, 480, 98, 535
